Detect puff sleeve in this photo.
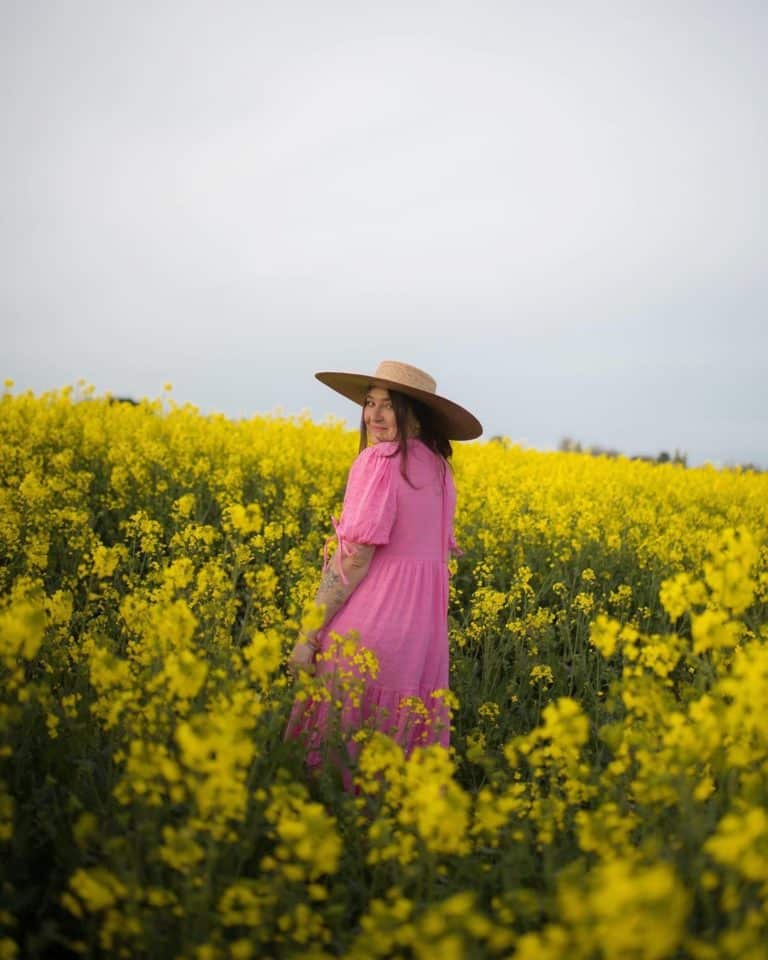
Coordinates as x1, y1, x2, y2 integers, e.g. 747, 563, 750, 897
335, 446, 398, 547
321, 446, 399, 585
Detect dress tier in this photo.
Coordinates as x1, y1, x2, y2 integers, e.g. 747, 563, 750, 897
286, 438, 458, 767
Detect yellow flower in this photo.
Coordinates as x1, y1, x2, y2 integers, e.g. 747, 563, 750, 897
242, 628, 283, 688
471, 782, 529, 844
163, 649, 208, 700
396, 747, 471, 858
66, 868, 127, 913
355, 732, 405, 797
159, 824, 206, 873
705, 806, 768, 882
529, 664, 555, 687
172, 493, 196, 519
264, 786, 342, 881
576, 802, 640, 856
230, 939, 255, 960
478, 700, 501, 723
0, 582, 46, 665
691, 608, 742, 654
0, 939, 19, 960
659, 572, 704, 619
218, 881, 274, 928
703, 527, 759, 615
91, 543, 126, 580
572, 591, 595, 615
558, 858, 689, 960
225, 502, 263, 536
590, 614, 621, 657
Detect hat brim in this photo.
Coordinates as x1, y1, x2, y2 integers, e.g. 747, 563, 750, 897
315, 371, 483, 441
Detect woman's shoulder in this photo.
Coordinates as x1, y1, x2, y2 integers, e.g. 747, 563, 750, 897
343, 444, 399, 506
345, 445, 398, 487
354, 441, 400, 465
352, 439, 444, 471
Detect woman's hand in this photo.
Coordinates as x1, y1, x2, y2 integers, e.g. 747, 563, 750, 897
288, 639, 317, 677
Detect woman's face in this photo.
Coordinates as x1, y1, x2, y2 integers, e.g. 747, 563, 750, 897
364, 387, 398, 444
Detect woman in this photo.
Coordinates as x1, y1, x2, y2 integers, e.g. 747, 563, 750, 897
286, 360, 482, 772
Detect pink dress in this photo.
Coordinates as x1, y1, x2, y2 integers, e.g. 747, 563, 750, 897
286, 438, 458, 770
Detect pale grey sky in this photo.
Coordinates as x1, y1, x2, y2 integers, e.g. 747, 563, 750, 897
3, 1, 766, 466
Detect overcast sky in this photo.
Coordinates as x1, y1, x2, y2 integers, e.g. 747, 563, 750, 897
3, 1, 766, 467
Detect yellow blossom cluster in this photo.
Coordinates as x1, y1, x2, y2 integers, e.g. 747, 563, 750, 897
0, 384, 766, 957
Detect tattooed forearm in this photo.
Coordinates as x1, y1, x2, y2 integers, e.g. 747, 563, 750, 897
314, 563, 350, 618
310, 542, 375, 630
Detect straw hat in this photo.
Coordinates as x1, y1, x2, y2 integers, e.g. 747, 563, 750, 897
315, 360, 483, 441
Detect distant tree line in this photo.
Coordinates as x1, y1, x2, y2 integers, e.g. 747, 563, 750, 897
556, 437, 763, 473
557, 436, 688, 466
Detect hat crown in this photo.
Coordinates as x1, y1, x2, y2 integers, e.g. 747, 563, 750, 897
374, 361, 436, 396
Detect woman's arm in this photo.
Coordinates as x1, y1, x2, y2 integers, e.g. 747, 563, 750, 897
289, 542, 375, 672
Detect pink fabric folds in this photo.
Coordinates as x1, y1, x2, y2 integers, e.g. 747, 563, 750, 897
321, 448, 398, 583
286, 439, 458, 774
334, 445, 398, 546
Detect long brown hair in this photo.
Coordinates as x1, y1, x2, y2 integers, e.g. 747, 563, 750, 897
358, 387, 452, 485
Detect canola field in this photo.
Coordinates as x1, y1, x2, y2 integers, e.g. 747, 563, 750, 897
1, 384, 767, 960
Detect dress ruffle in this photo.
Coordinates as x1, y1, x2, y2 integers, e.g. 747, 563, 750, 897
287, 681, 451, 772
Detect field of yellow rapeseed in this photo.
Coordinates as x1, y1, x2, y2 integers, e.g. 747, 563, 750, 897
1, 383, 767, 959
